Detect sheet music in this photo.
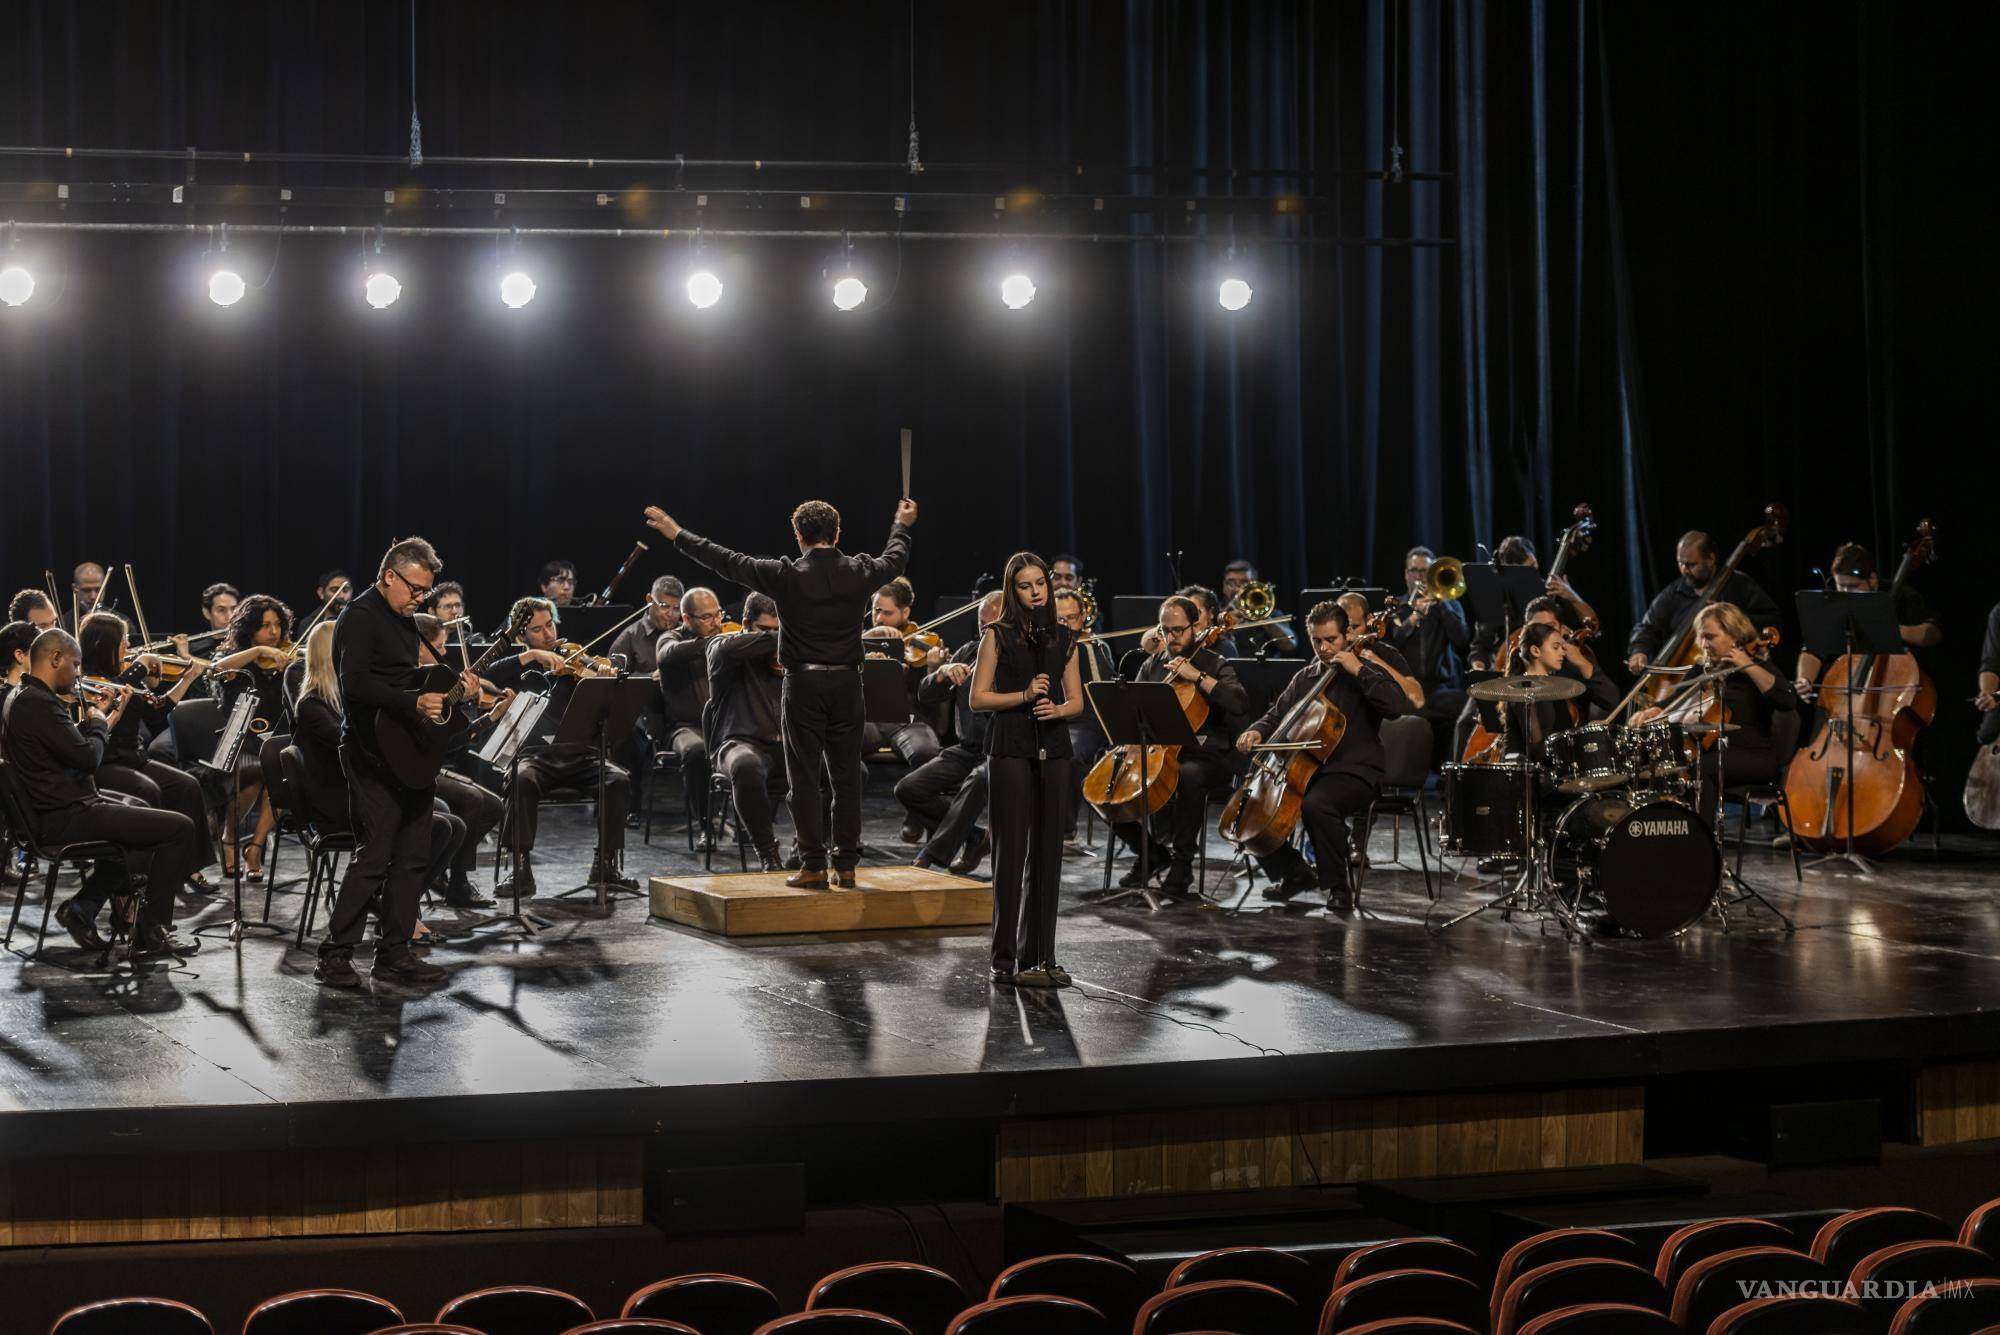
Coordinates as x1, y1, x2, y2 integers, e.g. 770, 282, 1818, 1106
476, 689, 550, 771
203, 695, 257, 773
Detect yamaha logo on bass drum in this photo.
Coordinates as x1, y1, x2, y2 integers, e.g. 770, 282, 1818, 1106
1629, 817, 1691, 837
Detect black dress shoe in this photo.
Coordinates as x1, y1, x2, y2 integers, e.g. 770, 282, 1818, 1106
695, 827, 717, 853
756, 847, 785, 874
898, 822, 926, 845
372, 943, 448, 984
55, 899, 108, 950
951, 828, 992, 875
990, 965, 1016, 985
1159, 860, 1197, 895
442, 881, 495, 909
590, 857, 639, 891
497, 867, 537, 901
135, 924, 199, 959
315, 951, 362, 988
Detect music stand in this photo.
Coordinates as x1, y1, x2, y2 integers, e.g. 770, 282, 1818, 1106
550, 677, 656, 905
1083, 681, 1201, 911
1795, 590, 1904, 877
195, 696, 285, 945
1111, 595, 1168, 633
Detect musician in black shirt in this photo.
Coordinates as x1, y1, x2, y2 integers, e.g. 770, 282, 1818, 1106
8, 589, 59, 632
484, 597, 635, 899
1221, 562, 1300, 654
1056, 589, 1115, 844
1627, 530, 1782, 676
313, 537, 458, 989
1113, 596, 1250, 896
647, 494, 917, 888
705, 594, 789, 870
1631, 603, 1796, 823
1391, 546, 1470, 765
655, 586, 726, 846
1236, 600, 1410, 903
1792, 542, 1943, 704
2, 630, 200, 957
902, 591, 1003, 873
0, 620, 34, 709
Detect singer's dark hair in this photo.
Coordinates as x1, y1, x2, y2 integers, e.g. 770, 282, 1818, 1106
999, 551, 1058, 647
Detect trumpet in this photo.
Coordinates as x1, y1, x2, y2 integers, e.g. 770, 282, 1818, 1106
1228, 580, 1278, 620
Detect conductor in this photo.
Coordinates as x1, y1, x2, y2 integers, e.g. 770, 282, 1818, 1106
645, 495, 916, 887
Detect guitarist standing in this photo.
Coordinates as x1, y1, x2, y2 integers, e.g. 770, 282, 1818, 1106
315, 537, 466, 990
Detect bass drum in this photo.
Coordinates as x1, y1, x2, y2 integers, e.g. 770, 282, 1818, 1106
1545, 795, 1718, 937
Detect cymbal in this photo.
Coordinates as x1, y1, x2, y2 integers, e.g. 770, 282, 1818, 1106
1679, 721, 1741, 735
1470, 674, 1586, 703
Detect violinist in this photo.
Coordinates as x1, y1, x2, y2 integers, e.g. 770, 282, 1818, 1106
72, 562, 108, 617
210, 594, 296, 881
313, 570, 355, 616
1492, 620, 1619, 763
1979, 602, 2000, 747
969, 553, 1084, 986
1113, 595, 1249, 896
432, 582, 467, 628
1627, 531, 1782, 678
483, 596, 636, 899
537, 560, 579, 608
413, 614, 509, 908
76, 611, 218, 891
655, 587, 725, 849
1138, 585, 1241, 662
201, 583, 240, 634
1335, 593, 1423, 691
1792, 543, 1943, 702
9, 589, 59, 632
0, 620, 36, 709
903, 590, 1005, 874
1631, 602, 1796, 823
863, 580, 946, 841
705, 594, 790, 872
1391, 546, 1470, 765
2, 630, 201, 959
1056, 587, 1115, 845
1222, 561, 1300, 654
611, 577, 684, 675
1234, 600, 1409, 904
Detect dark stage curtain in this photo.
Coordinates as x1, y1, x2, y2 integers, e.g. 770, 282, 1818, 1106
0, 1, 1982, 799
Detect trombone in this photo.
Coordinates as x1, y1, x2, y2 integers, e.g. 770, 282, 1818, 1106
1226, 580, 1278, 620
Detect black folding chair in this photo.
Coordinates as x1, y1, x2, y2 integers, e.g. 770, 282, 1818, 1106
0, 759, 133, 964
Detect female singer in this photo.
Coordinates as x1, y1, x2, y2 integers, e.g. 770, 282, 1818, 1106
210, 593, 295, 880
1630, 602, 1795, 821
75, 611, 219, 890
969, 551, 1084, 988
293, 622, 465, 946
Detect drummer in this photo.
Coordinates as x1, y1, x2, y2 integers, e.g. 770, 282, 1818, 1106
1629, 602, 1795, 823
1491, 622, 1617, 764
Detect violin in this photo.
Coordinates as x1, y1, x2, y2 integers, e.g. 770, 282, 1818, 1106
866, 623, 945, 667
1081, 612, 1237, 824
552, 641, 617, 678
1640, 628, 1782, 753
718, 623, 785, 677
1640, 502, 1788, 704
1783, 519, 1938, 855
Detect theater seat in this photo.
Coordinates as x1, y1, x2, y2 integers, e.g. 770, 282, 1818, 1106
1707, 1294, 1869, 1335
1960, 1198, 2000, 1258
1848, 1241, 1999, 1328
624, 1273, 783, 1335
752, 1315, 912, 1335
1320, 1271, 1485, 1334
1652, 1217, 1795, 1297
987, 1253, 1142, 1332
50, 1298, 214, 1335
366, 1327, 484, 1335
1332, 1240, 1484, 1292
1889, 1275, 2000, 1335
807, 1261, 968, 1335
436, 1286, 594, 1335
1810, 1207, 1952, 1281
1168, 1246, 1320, 1311
242, 1288, 403, 1335
1514, 1304, 1678, 1335
1668, 1247, 1832, 1335
1492, 1260, 1664, 1335
1330, 1320, 1478, 1335
1134, 1279, 1299, 1335
1491, 1230, 1643, 1323
940, 1294, 1106, 1335
561, 1323, 700, 1335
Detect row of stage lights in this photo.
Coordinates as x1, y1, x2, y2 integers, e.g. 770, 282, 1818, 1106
0, 258, 1257, 314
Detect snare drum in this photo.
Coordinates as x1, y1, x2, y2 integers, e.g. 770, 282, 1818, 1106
1544, 794, 1718, 937
1545, 724, 1629, 794
1620, 720, 1695, 782
1441, 761, 1535, 859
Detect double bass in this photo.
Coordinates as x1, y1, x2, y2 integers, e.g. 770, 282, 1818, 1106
1639, 503, 1789, 705
1782, 520, 1938, 856
1463, 502, 1599, 763
1216, 607, 1398, 855
1081, 612, 1237, 824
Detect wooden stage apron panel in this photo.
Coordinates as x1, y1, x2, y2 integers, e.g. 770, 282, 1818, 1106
649, 867, 994, 937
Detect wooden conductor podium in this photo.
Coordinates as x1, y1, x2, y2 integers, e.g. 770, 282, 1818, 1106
650, 864, 993, 937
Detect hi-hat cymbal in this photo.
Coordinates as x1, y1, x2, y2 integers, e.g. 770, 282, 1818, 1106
1679, 720, 1741, 735
1469, 674, 1587, 703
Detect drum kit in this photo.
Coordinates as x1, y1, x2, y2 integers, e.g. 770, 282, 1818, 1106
1432, 674, 1742, 940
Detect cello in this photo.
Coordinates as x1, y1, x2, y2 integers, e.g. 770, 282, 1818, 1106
1782, 519, 1938, 856
1639, 503, 1789, 705
1217, 608, 1399, 855
1081, 612, 1237, 824
1462, 502, 1599, 763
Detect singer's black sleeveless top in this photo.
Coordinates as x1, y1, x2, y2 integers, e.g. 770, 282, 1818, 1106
983, 621, 1077, 761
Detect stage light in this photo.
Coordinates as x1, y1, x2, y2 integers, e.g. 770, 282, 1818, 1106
499, 270, 537, 309
1217, 277, 1253, 312
686, 269, 723, 309
831, 274, 868, 311
999, 272, 1037, 310
0, 265, 32, 307
208, 268, 247, 307
364, 271, 402, 309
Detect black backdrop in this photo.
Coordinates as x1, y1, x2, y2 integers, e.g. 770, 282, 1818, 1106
0, 2, 1985, 796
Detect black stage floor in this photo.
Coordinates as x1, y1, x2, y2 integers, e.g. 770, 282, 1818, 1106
5, 784, 2000, 1157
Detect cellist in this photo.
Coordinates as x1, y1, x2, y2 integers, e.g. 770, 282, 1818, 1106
1792, 543, 1942, 704
1111, 596, 1249, 897
1234, 600, 1408, 905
